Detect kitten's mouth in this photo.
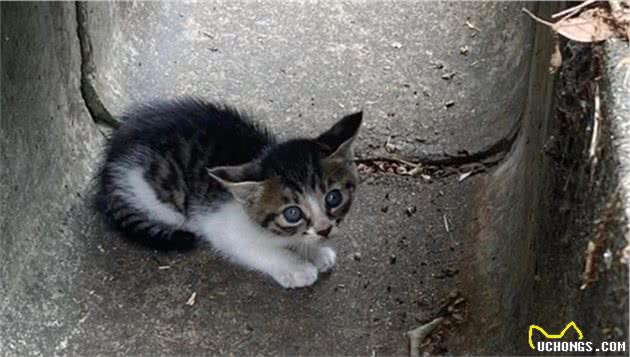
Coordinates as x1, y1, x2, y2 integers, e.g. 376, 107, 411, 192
302, 233, 329, 243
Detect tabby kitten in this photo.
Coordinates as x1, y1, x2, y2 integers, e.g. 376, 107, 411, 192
97, 99, 362, 288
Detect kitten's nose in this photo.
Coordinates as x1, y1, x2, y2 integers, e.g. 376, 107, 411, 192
317, 226, 333, 238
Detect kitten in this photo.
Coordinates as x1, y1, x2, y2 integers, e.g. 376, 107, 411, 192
96, 98, 362, 288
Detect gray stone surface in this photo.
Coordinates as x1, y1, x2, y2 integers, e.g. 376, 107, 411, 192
10, 1, 621, 357
0, 1, 104, 354
0, 2, 504, 355
83, 1, 535, 160
605, 38, 630, 250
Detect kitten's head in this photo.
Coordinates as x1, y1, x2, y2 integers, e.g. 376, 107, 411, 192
208, 111, 362, 243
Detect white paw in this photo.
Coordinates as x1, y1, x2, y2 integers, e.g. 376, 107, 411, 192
313, 246, 337, 273
272, 263, 318, 289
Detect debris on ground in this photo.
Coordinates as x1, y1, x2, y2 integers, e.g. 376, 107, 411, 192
464, 19, 481, 34
457, 171, 473, 182
407, 290, 469, 356
407, 317, 444, 357
443, 214, 451, 233
405, 206, 417, 217
549, 39, 563, 74
580, 189, 623, 289
356, 157, 423, 177
441, 72, 457, 80
356, 156, 491, 181
581, 240, 598, 290
523, 1, 630, 44
185, 292, 197, 306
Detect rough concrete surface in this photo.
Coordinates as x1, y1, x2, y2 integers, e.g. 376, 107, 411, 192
605, 38, 630, 253
6, 1, 612, 356
82, 1, 535, 161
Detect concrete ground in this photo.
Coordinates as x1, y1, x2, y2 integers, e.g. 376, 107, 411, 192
2, 2, 570, 356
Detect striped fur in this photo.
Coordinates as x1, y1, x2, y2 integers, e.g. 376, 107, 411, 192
95, 98, 362, 287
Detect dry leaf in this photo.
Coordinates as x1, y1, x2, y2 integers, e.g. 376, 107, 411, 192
523, 7, 618, 43
552, 9, 615, 43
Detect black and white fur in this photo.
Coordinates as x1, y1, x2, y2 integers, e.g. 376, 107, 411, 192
96, 99, 362, 288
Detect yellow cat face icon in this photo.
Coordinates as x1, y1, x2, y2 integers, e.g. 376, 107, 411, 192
528, 321, 584, 350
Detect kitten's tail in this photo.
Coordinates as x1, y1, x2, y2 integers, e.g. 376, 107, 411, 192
96, 195, 198, 251
94, 165, 198, 251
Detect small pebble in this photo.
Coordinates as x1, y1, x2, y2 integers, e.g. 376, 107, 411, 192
405, 206, 417, 217
430, 61, 444, 69
353, 252, 362, 261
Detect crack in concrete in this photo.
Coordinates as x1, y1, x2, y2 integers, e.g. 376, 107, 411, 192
75, 2, 120, 130
356, 120, 522, 177
72, 0, 520, 176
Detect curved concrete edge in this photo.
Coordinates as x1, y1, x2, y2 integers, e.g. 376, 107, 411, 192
603, 39, 630, 260
449, 3, 557, 354
75, 2, 118, 129
77, 1, 535, 163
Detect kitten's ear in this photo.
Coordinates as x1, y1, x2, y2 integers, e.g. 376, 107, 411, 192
207, 161, 265, 203
317, 111, 363, 161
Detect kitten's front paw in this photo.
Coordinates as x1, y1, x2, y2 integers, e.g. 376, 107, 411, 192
272, 263, 318, 289
313, 246, 337, 273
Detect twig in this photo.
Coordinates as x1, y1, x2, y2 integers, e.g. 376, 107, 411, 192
185, 292, 197, 306
551, 0, 598, 19
589, 83, 601, 160
407, 317, 444, 357
589, 84, 601, 185
580, 241, 597, 290
443, 214, 451, 233
465, 20, 481, 32
458, 171, 473, 182
522, 8, 555, 27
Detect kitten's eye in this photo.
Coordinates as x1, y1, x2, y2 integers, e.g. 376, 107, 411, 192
282, 206, 303, 224
325, 189, 343, 209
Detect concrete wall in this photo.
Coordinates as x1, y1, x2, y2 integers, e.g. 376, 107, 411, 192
0, 2, 104, 353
